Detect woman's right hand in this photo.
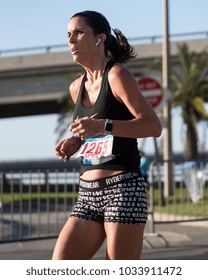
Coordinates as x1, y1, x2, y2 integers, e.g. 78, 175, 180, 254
54, 136, 82, 162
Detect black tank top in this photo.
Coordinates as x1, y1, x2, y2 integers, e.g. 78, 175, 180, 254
73, 60, 140, 174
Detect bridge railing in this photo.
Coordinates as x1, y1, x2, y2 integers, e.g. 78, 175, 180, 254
0, 158, 207, 243
0, 30, 208, 57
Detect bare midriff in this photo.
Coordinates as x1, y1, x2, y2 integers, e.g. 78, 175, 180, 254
80, 169, 124, 181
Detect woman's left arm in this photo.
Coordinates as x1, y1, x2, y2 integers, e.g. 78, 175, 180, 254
108, 64, 162, 138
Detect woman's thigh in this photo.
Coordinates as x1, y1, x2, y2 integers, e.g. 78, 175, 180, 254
52, 217, 106, 260
104, 222, 145, 260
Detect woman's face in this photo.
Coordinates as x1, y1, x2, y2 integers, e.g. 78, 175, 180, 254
67, 16, 99, 64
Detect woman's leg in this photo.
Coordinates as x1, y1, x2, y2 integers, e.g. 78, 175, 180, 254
102, 172, 147, 259
52, 217, 106, 260
104, 222, 145, 260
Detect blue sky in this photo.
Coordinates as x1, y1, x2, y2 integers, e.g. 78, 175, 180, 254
0, 0, 208, 161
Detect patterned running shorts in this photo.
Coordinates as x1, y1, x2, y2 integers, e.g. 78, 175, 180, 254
70, 171, 148, 225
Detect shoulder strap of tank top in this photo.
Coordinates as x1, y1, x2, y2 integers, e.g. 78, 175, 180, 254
76, 73, 86, 103
72, 73, 86, 120
105, 60, 115, 72
101, 60, 115, 84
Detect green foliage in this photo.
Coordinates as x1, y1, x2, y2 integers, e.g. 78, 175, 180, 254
171, 43, 208, 159
148, 42, 208, 159
2, 192, 77, 203
152, 187, 208, 217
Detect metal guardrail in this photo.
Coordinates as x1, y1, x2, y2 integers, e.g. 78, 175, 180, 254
0, 30, 208, 57
149, 159, 208, 223
0, 159, 207, 243
0, 167, 79, 243
0, 159, 80, 243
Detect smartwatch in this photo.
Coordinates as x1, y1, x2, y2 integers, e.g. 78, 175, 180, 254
104, 119, 113, 134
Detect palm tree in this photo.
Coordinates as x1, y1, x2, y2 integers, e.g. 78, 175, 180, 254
171, 43, 208, 159
147, 43, 208, 159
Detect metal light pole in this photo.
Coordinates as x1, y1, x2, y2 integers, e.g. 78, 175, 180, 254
162, 0, 173, 196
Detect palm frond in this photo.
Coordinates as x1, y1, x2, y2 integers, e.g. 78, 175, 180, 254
191, 97, 208, 120
170, 43, 208, 159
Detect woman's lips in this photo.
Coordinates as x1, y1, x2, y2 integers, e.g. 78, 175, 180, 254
71, 48, 79, 54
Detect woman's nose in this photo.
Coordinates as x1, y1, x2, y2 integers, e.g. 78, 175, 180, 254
68, 33, 76, 44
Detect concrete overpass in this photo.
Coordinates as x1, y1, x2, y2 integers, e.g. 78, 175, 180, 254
0, 38, 207, 118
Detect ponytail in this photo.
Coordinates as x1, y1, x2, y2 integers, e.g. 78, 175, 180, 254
106, 29, 136, 63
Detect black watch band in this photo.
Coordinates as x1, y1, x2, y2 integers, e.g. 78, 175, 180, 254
104, 119, 113, 134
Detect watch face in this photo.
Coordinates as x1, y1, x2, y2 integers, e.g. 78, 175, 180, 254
105, 119, 113, 134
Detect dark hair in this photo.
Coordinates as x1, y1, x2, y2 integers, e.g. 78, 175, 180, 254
71, 10, 136, 63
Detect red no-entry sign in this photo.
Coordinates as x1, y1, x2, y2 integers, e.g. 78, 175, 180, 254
138, 77, 164, 110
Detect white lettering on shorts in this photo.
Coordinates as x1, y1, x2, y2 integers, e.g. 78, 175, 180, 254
79, 181, 100, 189
105, 172, 137, 185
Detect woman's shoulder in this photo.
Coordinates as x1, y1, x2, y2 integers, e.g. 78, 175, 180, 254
108, 62, 135, 83
69, 73, 85, 102
109, 62, 126, 72
108, 62, 138, 100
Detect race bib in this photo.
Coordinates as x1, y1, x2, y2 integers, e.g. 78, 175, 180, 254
76, 134, 115, 165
